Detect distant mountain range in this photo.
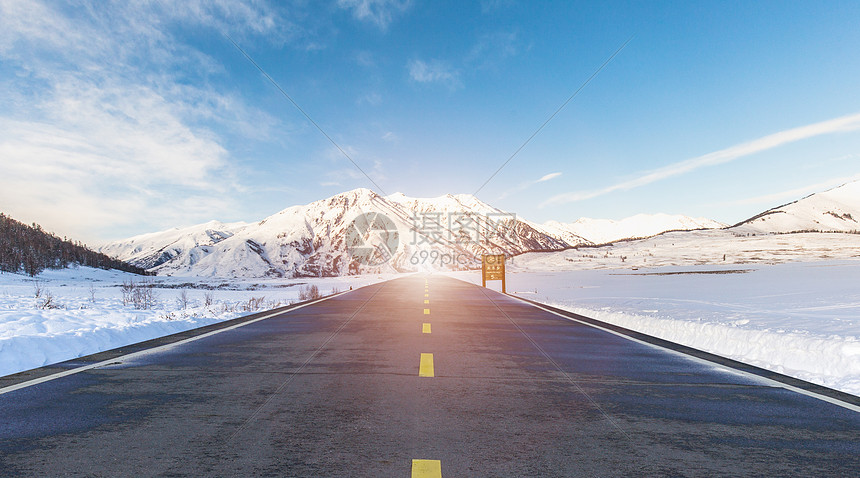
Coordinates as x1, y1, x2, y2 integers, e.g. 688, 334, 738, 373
542, 214, 725, 245
101, 180, 860, 277
101, 189, 569, 277
731, 180, 860, 234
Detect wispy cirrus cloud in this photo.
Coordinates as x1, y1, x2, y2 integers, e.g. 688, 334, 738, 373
721, 173, 860, 208
337, 0, 411, 31
407, 59, 462, 89
467, 30, 521, 70
499, 172, 562, 200
541, 112, 860, 207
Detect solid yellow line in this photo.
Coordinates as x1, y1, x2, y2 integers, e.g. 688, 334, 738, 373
419, 353, 434, 377
411, 459, 441, 477
424, 308, 430, 314
422, 323, 431, 334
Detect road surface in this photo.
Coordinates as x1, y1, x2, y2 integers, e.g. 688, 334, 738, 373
1, 275, 858, 476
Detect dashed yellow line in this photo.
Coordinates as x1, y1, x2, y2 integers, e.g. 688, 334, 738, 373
422, 323, 431, 334
419, 353, 434, 377
411, 459, 442, 477
424, 308, 430, 315
424, 293, 429, 297
424, 299, 429, 304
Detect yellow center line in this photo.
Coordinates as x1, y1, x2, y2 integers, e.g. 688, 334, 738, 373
419, 353, 434, 377
424, 299, 429, 304
411, 459, 442, 477
424, 308, 430, 315
424, 293, 429, 297
422, 323, 431, 334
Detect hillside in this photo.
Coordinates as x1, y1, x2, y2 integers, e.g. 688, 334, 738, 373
103, 181, 860, 278
102, 189, 573, 278
543, 214, 725, 245
732, 180, 860, 234
0, 213, 149, 276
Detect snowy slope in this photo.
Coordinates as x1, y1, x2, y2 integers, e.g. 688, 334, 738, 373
100, 220, 248, 270
104, 189, 574, 277
543, 214, 725, 245
732, 180, 860, 234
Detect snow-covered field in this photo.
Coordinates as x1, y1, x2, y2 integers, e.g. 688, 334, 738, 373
449, 259, 860, 396
0, 267, 392, 378
4, 230, 860, 399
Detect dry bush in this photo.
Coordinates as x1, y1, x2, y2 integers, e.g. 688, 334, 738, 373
122, 279, 157, 310
298, 284, 321, 301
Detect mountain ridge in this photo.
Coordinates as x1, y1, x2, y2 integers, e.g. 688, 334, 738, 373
730, 180, 860, 234
102, 181, 860, 277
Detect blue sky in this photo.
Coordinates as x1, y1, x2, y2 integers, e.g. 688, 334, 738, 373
1, 0, 859, 244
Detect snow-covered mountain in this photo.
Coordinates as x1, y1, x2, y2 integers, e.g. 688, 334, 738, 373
731, 180, 860, 234
103, 189, 574, 278
542, 214, 726, 245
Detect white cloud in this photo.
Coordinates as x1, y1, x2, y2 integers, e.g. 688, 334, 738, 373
541, 112, 860, 207
358, 92, 383, 106
724, 173, 860, 207
407, 59, 462, 89
0, 82, 235, 243
467, 30, 520, 70
538, 172, 562, 182
499, 172, 562, 200
480, 0, 515, 13
337, 0, 411, 31
0, 0, 290, 242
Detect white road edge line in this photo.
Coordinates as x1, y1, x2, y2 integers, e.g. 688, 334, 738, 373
0, 294, 342, 396
506, 294, 860, 414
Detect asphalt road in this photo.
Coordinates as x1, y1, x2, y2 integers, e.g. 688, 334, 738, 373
1, 275, 858, 477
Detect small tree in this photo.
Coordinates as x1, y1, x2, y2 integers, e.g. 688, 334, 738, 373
177, 290, 189, 310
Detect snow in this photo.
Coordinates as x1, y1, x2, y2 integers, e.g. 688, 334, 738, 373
543, 213, 725, 245
733, 179, 860, 233
448, 258, 860, 396
100, 188, 570, 277
5, 181, 860, 398
0, 266, 392, 378
3, 254, 859, 398
513, 229, 860, 270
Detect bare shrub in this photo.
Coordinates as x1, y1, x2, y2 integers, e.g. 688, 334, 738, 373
122, 279, 157, 310
121, 280, 134, 306
203, 292, 214, 308
298, 284, 321, 301
39, 291, 60, 309
177, 290, 190, 310
33, 281, 43, 298
242, 296, 266, 312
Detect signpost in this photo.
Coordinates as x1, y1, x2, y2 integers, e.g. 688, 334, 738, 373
481, 254, 506, 293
